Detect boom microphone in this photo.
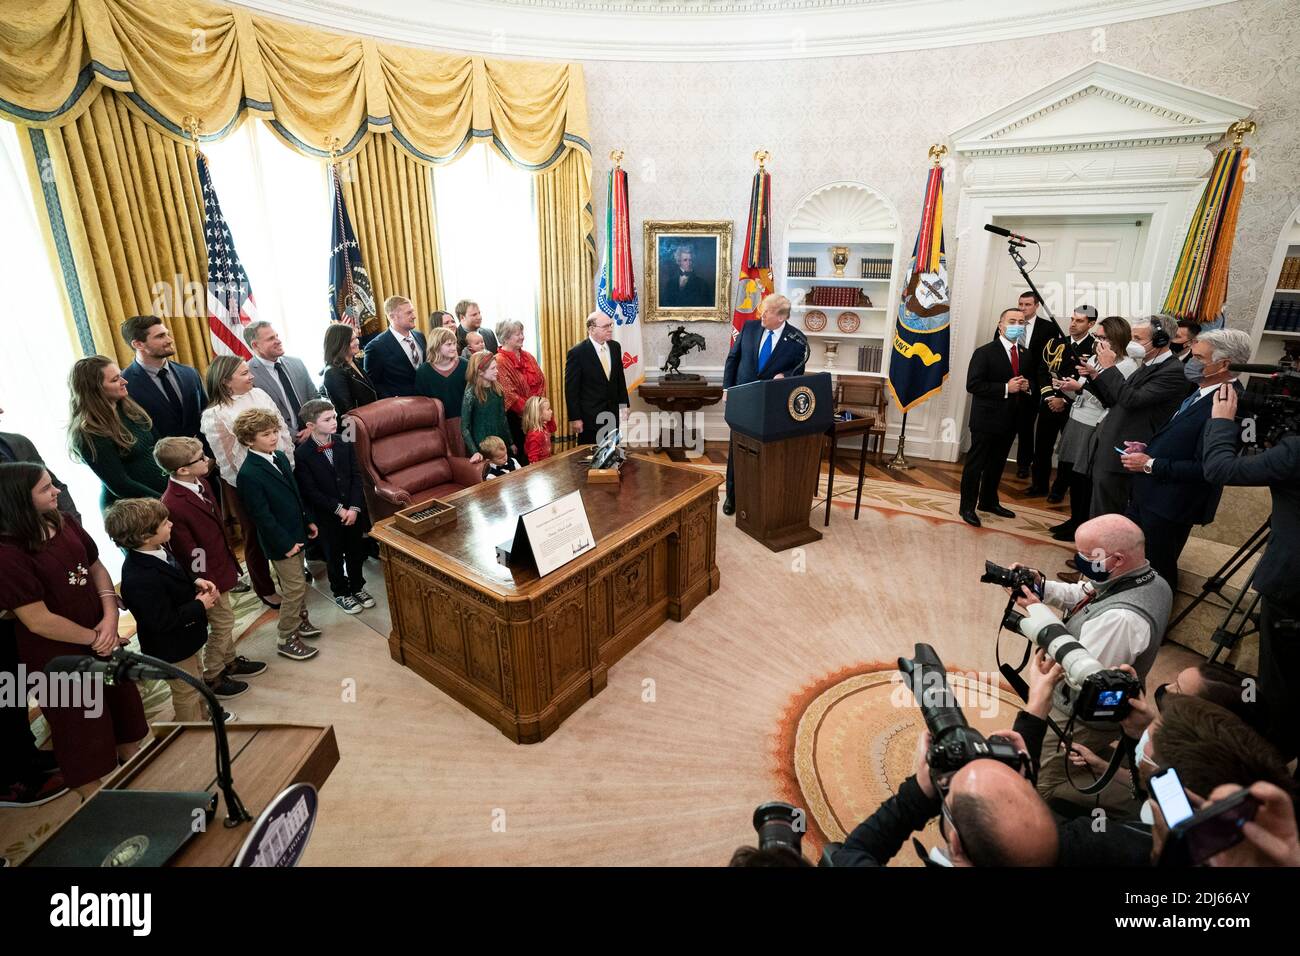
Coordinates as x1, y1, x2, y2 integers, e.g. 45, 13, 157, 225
46, 652, 171, 683
1230, 363, 1291, 375
984, 223, 1039, 245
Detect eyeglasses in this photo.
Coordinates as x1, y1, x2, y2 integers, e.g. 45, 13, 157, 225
185, 456, 206, 467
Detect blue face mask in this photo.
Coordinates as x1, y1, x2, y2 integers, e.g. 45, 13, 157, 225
1074, 551, 1112, 582
1183, 356, 1206, 384
1004, 325, 1025, 342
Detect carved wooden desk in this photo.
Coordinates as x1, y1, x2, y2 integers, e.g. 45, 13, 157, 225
370, 449, 722, 743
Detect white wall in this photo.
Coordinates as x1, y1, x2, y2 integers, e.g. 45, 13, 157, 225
584, 0, 1300, 451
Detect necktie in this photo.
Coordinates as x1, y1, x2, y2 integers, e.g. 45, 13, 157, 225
1010, 345, 1020, 377
405, 337, 420, 368
163, 548, 181, 571
274, 362, 302, 425
275, 454, 295, 486
599, 346, 610, 379
156, 366, 185, 419
758, 330, 774, 371
1173, 391, 1201, 417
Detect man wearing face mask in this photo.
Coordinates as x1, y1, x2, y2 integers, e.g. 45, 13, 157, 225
1011, 513, 1172, 811
959, 308, 1031, 526
1171, 319, 1200, 364
1117, 329, 1250, 591
1078, 314, 1192, 518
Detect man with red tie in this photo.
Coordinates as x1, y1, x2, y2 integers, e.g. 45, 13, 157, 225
959, 308, 1031, 527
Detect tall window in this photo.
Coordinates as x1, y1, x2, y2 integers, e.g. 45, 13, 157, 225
434, 145, 541, 360
0, 121, 126, 576
203, 120, 331, 384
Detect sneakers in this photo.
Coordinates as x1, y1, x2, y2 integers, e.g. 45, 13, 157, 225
231, 579, 251, 593
223, 656, 267, 679
208, 675, 249, 700
216, 708, 238, 723
296, 619, 323, 639
353, 590, 376, 609
277, 635, 319, 660
0, 773, 69, 808
334, 594, 362, 615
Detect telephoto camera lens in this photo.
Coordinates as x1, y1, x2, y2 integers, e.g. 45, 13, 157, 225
752, 801, 805, 857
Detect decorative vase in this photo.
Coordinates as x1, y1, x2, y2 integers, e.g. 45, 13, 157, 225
829, 246, 850, 278
824, 339, 839, 369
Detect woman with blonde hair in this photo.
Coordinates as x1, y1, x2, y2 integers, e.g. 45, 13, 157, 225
460, 350, 513, 464
67, 355, 167, 511
200, 354, 293, 608
415, 325, 469, 455
494, 319, 551, 465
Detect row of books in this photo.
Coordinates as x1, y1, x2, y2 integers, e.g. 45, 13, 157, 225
787, 256, 818, 278
857, 344, 884, 373
1276, 256, 1300, 290
808, 286, 873, 308
861, 258, 892, 279
1264, 299, 1300, 332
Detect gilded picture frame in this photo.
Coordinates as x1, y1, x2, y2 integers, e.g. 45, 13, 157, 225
643, 220, 733, 322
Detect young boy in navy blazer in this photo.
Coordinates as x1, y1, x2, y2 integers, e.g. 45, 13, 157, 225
293, 400, 373, 615
106, 498, 222, 722
234, 408, 322, 661
155, 436, 265, 697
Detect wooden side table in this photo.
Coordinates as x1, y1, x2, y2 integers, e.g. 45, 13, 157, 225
637, 381, 724, 460
820, 416, 874, 526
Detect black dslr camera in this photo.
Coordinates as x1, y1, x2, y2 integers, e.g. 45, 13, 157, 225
980, 561, 1042, 598
897, 643, 1028, 791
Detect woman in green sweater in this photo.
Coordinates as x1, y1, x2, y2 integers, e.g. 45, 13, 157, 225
460, 350, 514, 462
67, 355, 166, 511
414, 326, 469, 455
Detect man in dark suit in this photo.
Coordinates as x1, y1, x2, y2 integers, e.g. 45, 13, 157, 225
364, 295, 427, 400
660, 245, 712, 308
1119, 329, 1251, 592
1081, 314, 1192, 517
1028, 305, 1097, 499
1012, 291, 1064, 479
0, 410, 79, 522
1171, 319, 1201, 364
453, 300, 499, 354
959, 308, 1032, 526
565, 310, 630, 448
721, 294, 809, 515
119, 314, 207, 443
244, 321, 318, 443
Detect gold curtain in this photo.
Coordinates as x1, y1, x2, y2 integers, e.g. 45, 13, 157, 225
536, 149, 596, 435
27, 90, 210, 368
339, 135, 442, 337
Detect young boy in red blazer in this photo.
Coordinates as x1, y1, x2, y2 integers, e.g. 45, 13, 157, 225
155, 437, 266, 698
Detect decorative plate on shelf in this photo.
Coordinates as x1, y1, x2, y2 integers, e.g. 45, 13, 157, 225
837, 311, 861, 333
804, 310, 828, 332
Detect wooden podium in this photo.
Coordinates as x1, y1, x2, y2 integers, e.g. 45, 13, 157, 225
725, 373, 834, 551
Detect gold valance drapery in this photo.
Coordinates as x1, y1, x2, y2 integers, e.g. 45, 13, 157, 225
0, 0, 592, 173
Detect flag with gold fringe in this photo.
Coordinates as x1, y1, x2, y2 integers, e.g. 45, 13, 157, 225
730, 165, 773, 346
887, 163, 950, 413
596, 163, 642, 390
1162, 143, 1249, 324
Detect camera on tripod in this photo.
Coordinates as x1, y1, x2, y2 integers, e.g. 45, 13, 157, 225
897, 643, 1027, 791
1233, 361, 1300, 446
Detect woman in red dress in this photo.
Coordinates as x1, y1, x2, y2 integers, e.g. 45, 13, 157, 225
0, 462, 149, 799
493, 320, 554, 466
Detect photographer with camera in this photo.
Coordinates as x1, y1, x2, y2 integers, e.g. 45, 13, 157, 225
830, 645, 1058, 867
1201, 382, 1300, 762
1006, 513, 1172, 813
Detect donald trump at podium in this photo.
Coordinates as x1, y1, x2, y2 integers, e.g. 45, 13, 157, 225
721, 293, 809, 515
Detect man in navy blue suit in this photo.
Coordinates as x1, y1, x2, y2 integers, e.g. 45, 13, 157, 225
363, 295, 427, 399
119, 315, 207, 442
721, 294, 809, 515
1119, 328, 1252, 591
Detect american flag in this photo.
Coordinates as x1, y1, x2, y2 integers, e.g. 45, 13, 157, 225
197, 152, 255, 359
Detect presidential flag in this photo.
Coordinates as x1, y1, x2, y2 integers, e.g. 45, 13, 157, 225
731, 167, 773, 345
197, 153, 255, 359
328, 163, 377, 335
596, 164, 642, 390
887, 164, 950, 413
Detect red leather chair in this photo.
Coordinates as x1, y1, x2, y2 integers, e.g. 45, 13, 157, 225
348, 397, 483, 521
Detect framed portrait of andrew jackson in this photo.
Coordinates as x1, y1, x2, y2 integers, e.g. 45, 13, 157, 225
643, 220, 733, 322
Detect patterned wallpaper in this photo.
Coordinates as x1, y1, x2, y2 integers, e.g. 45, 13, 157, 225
585, 0, 1300, 374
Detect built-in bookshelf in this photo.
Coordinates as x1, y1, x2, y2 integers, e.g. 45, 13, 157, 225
782, 182, 901, 380
1254, 213, 1300, 368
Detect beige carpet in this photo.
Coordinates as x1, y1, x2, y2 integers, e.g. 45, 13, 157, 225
2, 480, 1202, 866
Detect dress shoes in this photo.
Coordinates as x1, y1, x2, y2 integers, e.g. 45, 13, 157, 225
1016, 466, 1031, 479
979, 504, 1016, 519
1050, 525, 1077, 542
722, 496, 735, 516
1046, 491, 1065, 505
959, 509, 982, 527
1056, 571, 1082, 584
1024, 485, 1048, 496
1065, 557, 1079, 571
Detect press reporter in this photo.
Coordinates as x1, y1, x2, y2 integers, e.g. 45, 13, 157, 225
1200, 382, 1300, 760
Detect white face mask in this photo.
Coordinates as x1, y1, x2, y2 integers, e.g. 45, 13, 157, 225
1126, 341, 1147, 361
928, 845, 954, 867
1135, 727, 1152, 767
1139, 799, 1155, 826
